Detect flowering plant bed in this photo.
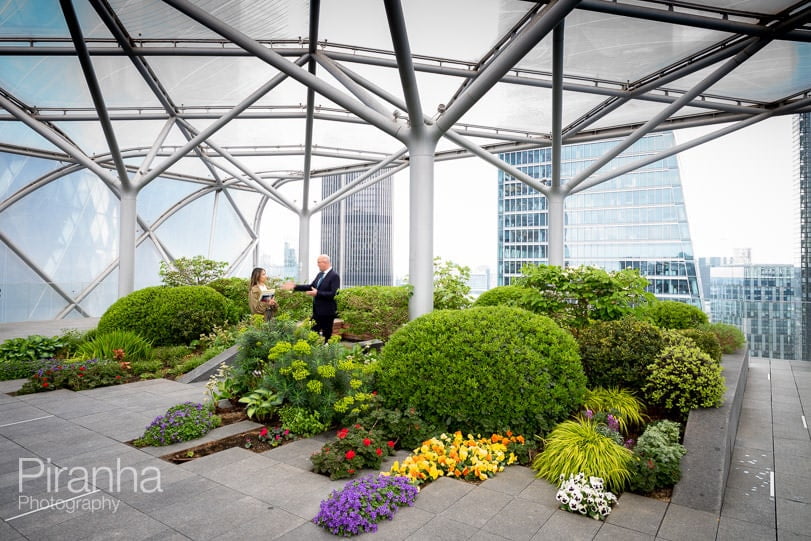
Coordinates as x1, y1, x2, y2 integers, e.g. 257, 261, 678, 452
161, 425, 298, 463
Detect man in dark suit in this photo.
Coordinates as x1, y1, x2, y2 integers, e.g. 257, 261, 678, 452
281, 254, 340, 341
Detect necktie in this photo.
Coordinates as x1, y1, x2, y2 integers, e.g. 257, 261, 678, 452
315, 272, 325, 288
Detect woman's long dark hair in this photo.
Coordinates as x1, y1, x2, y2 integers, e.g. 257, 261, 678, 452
250, 267, 265, 288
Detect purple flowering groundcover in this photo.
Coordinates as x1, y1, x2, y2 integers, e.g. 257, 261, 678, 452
313, 474, 419, 536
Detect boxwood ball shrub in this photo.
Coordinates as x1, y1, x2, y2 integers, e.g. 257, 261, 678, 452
643, 338, 725, 416
678, 328, 722, 362
575, 317, 665, 393
377, 306, 587, 437
471, 285, 534, 310
207, 277, 250, 322
98, 285, 231, 346
644, 300, 708, 329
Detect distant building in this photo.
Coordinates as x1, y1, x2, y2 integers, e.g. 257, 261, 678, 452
701, 260, 801, 360
467, 267, 491, 298
321, 171, 393, 287
793, 113, 810, 361
497, 132, 701, 305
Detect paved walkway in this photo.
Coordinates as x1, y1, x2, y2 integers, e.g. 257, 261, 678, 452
0, 323, 809, 540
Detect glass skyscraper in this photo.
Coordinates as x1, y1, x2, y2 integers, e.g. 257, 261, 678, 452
498, 132, 701, 305
793, 112, 810, 361
321, 172, 393, 287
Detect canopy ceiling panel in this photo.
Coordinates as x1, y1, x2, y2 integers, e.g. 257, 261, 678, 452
672, 41, 811, 102
0, 56, 92, 106
519, 10, 733, 83
0, 122, 61, 153
111, 0, 308, 41
144, 56, 287, 107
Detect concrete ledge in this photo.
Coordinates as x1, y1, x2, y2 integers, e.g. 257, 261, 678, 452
671, 346, 749, 513
176, 345, 239, 384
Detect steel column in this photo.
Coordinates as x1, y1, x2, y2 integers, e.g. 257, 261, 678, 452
548, 22, 565, 267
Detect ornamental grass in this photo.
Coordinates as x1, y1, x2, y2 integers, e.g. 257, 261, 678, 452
388, 431, 524, 485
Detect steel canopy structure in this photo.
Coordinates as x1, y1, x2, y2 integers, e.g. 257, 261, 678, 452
1, 0, 810, 321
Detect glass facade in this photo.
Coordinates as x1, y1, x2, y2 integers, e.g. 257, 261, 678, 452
703, 262, 801, 360
793, 113, 810, 362
321, 172, 393, 287
497, 132, 701, 305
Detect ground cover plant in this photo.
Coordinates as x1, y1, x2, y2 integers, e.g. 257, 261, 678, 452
312, 474, 418, 536
626, 420, 687, 494
134, 402, 221, 447
311, 425, 395, 480
378, 305, 587, 437
0, 334, 75, 380
17, 358, 130, 393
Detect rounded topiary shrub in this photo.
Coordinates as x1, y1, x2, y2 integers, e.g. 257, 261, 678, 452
678, 328, 722, 362
700, 322, 746, 354
643, 338, 725, 416
207, 277, 250, 322
472, 285, 534, 310
336, 285, 410, 340
643, 300, 708, 329
98, 285, 230, 346
576, 317, 665, 393
377, 306, 586, 437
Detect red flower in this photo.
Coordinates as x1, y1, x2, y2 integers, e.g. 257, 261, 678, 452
375, 448, 383, 456
42, 382, 49, 388
345, 450, 356, 460
372, 391, 377, 396
259, 427, 268, 438
115, 375, 121, 380
348, 468, 355, 474
362, 438, 372, 447
79, 366, 86, 371
77, 373, 84, 377
337, 428, 349, 439
354, 424, 362, 429
387, 440, 395, 448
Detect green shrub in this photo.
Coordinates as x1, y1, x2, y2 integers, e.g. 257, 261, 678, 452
576, 318, 664, 393
343, 394, 441, 450
432, 258, 472, 310
75, 330, 153, 363
678, 328, 722, 362
231, 319, 316, 396
261, 339, 377, 426
130, 359, 163, 376
378, 306, 586, 437
643, 300, 708, 329
582, 387, 645, 434
472, 285, 534, 310
700, 322, 746, 354
17, 359, 129, 393
643, 341, 725, 416
152, 345, 192, 366
336, 285, 410, 340
627, 420, 686, 494
515, 264, 654, 328
134, 402, 221, 446
98, 285, 231, 346
159, 256, 227, 286
531, 419, 634, 493
0, 335, 70, 380
208, 277, 250, 322
278, 405, 328, 437
311, 425, 394, 480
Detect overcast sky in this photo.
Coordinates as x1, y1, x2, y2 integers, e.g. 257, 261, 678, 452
275, 115, 796, 279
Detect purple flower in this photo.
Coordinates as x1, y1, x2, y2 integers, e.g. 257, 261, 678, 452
312, 475, 418, 536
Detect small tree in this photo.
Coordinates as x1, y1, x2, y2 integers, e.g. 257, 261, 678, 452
159, 256, 228, 286
515, 264, 654, 328
433, 257, 472, 310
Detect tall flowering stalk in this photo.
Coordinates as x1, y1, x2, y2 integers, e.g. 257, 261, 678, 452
313, 474, 418, 536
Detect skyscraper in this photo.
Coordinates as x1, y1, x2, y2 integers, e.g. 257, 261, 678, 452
793, 112, 810, 361
321, 172, 393, 287
498, 132, 701, 305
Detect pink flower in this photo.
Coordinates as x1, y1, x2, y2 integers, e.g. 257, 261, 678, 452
259, 427, 268, 438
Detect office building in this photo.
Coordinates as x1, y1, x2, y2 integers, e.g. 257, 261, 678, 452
321, 172, 393, 287
498, 132, 701, 305
702, 260, 801, 360
793, 113, 810, 361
